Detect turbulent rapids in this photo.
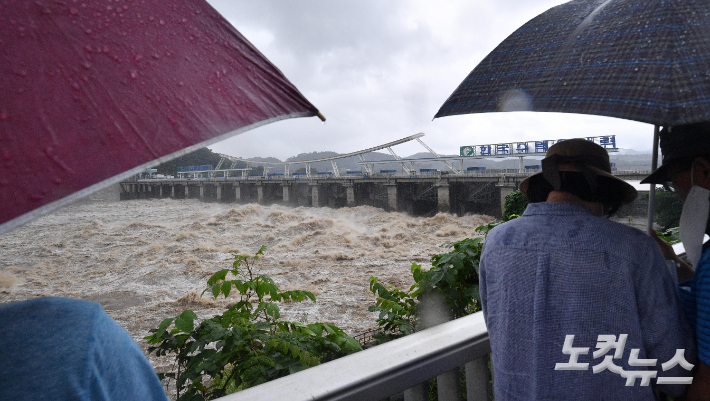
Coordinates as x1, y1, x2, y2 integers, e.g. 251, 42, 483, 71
0, 198, 492, 372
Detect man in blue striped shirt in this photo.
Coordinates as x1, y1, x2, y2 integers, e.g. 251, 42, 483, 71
643, 122, 710, 400
481, 139, 695, 400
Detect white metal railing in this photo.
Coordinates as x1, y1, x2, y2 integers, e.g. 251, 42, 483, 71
217, 312, 491, 401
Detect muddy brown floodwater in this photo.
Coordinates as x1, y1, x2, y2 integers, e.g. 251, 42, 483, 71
0, 198, 492, 380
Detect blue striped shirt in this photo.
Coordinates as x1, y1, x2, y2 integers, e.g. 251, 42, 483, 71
679, 242, 710, 365
480, 202, 696, 400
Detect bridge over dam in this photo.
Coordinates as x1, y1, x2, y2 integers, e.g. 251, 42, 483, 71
119, 134, 650, 217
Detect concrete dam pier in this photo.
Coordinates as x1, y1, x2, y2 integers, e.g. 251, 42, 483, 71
121, 175, 514, 217
119, 170, 649, 217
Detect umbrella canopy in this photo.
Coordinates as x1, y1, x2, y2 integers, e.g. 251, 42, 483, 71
0, 0, 321, 235
435, 0, 710, 125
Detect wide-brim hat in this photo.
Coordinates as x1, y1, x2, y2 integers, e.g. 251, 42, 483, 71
641, 122, 710, 184
519, 138, 637, 205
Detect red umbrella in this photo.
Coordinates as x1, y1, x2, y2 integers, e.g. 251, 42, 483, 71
0, 0, 322, 235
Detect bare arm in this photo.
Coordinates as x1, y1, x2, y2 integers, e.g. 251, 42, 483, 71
650, 230, 695, 282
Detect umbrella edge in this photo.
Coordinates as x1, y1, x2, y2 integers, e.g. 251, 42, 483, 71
0, 111, 318, 237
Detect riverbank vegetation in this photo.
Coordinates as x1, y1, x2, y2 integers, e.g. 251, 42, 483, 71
145, 246, 361, 400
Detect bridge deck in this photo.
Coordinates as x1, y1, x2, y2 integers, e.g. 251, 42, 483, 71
126, 170, 651, 185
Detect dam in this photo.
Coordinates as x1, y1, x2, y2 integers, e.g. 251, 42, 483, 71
119, 133, 649, 217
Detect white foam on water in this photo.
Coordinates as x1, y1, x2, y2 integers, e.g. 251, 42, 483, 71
0, 198, 493, 374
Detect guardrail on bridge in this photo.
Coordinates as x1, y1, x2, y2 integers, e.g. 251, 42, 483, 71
217, 312, 491, 401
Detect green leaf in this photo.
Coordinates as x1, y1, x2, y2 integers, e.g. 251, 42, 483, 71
174, 310, 197, 333
232, 280, 248, 294
222, 281, 232, 298
233, 254, 246, 270
265, 303, 280, 319
299, 325, 317, 336
340, 336, 363, 353
254, 301, 268, 316
279, 341, 290, 355
302, 291, 316, 303
207, 269, 229, 286
429, 270, 444, 285
254, 321, 271, 331
155, 318, 174, 338
322, 324, 336, 335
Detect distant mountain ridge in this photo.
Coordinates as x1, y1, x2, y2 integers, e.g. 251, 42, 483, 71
249, 150, 654, 173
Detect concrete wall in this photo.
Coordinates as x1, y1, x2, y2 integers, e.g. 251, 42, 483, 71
120, 178, 521, 218
84, 183, 121, 202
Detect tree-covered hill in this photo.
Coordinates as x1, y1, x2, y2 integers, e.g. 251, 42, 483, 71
155, 148, 246, 176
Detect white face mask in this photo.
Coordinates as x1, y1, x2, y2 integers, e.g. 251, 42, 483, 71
680, 165, 710, 267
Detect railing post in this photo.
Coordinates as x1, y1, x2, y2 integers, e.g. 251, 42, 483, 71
404, 382, 428, 401
438, 367, 461, 401
465, 354, 490, 401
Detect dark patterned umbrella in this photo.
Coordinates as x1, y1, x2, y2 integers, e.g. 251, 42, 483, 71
435, 0, 710, 125
435, 0, 710, 231
0, 0, 322, 235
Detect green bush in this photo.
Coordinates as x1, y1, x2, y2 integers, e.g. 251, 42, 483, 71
503, 190, 527, 221
367, 222, 504, 399
657, 227, 681, 245
368, 221, 503, 339
652, 188, 683, 230
145, 246, 361, 400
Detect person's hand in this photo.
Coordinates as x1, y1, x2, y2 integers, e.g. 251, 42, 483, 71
650, 229, 677, 261
650, 229, 695, 282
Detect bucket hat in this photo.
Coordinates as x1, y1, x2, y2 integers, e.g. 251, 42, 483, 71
520, 138, 637, 205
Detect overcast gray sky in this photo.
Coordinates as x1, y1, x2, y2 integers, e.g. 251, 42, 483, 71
205, 0, 653, 160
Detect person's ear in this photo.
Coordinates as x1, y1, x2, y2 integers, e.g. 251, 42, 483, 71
693, 157, 710, 189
